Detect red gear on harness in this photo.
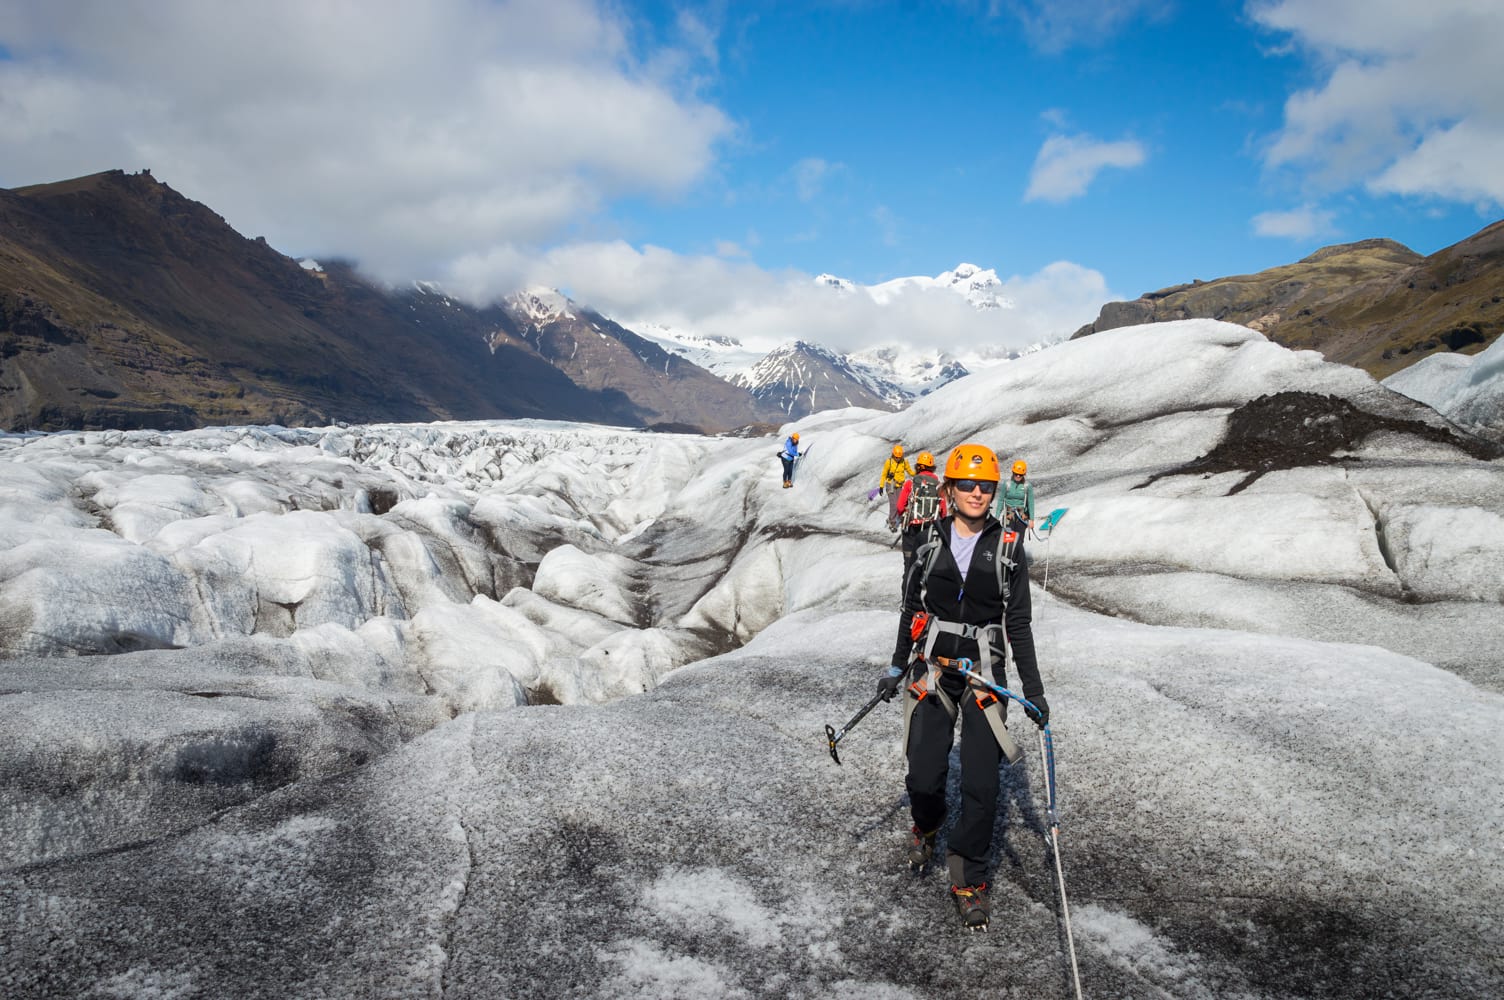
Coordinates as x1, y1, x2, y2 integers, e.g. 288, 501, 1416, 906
909, 611, 931, 641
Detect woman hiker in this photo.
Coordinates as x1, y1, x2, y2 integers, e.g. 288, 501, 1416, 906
876, 442, 1049, 931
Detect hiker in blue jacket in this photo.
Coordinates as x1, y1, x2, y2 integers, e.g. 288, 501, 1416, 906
779, 432, 801, 488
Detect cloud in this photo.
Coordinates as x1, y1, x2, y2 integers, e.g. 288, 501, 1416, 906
790, 157, 839, 202
1253, 0, 1504, 207
446, 240, 1111, 355
0, 0, 1115, 361
1024, 133, 1147, 203
0, 0, 732, 281
993, 0, 1172, 53
871, 205, 899, 247
1251, 204, 1338, 240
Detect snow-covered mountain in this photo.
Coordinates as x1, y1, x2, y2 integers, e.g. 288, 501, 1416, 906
488, 288, 782, 430
624, 320, 766, 381
847, 261, 1015, 311
728, 340, 897, 416
847, 345, 972, 404
629, 263, 1058, 414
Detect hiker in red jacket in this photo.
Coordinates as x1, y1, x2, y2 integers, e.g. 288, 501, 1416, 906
894, 450, 946, 586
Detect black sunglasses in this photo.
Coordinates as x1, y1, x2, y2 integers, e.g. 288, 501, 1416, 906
952, 480, 997, 495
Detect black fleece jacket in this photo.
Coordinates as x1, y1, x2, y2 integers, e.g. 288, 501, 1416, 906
890, 514, 1043, 700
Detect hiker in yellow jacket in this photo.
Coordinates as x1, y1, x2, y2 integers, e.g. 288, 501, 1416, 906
879, 445, 914, 532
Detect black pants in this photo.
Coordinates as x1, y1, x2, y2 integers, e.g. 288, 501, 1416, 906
781, 457, 795, 483
899, 523, 936, 591
905, 670, 1002, 887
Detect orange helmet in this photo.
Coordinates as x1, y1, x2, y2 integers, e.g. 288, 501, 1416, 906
791, 432, 799, 442
892, 444, 904, 459
915, 451, 935, 470
1012, 460, 1027, 476
945, 443, 1000, 482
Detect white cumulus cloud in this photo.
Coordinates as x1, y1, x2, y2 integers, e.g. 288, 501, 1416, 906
1251, 204, 1338, 240
456, 241, 1113, 355
1024, 133, 1148, 203
0, 0, 732, 282
1253, 0, 1504, 207
997, 0, 1172, 53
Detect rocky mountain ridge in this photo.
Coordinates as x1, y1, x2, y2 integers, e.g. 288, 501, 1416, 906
729, 340, 897, 416
489, 288, 784, 430
1073, 227, 1504, 379
8, 168, 1498, 434
0, 171, 773, 433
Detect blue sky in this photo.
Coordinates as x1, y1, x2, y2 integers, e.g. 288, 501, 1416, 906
3, 0, 1501, 355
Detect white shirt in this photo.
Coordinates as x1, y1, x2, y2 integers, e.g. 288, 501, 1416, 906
949, 524, 980, 582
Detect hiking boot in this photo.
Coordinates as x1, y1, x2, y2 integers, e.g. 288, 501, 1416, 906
907, 826, 937, 869
950, 883, 990, 931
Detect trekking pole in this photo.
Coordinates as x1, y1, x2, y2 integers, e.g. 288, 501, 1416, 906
949, 659, 1083, 1000
824, 687, 891, 765
1041, 528, 1054, 599
1038, 725, 1084, 1000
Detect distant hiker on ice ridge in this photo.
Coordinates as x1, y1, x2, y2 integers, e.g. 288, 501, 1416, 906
779, 432, 803, 488
878, 444, 913, 531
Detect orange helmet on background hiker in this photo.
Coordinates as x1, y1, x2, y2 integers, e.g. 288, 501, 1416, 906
791, 432, 800, 442
1012, 460, 1027, 476
892, 444, 904, 459
915, 451, 935, 470
945, 443, 1000, 482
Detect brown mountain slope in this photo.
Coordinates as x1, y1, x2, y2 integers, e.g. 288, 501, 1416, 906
490, 290, 782, 430
0, 170, 743, 432
1072, 223, 1504, 379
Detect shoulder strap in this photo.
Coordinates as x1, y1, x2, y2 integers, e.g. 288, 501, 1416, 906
994, 528, 1018, 602
911, 531, 944, 608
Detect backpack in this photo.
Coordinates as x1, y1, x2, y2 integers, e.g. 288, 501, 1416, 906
908, 474, 941, 525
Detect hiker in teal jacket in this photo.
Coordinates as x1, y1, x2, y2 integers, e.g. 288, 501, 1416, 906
992, 459, 1034, 535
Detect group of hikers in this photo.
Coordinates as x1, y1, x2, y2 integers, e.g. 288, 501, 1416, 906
880, 442, 1035, 544
786, 431, 1049, 931
778, 428, 1065, 938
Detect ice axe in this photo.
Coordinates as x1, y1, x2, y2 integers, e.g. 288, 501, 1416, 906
824, 687, 891, 765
